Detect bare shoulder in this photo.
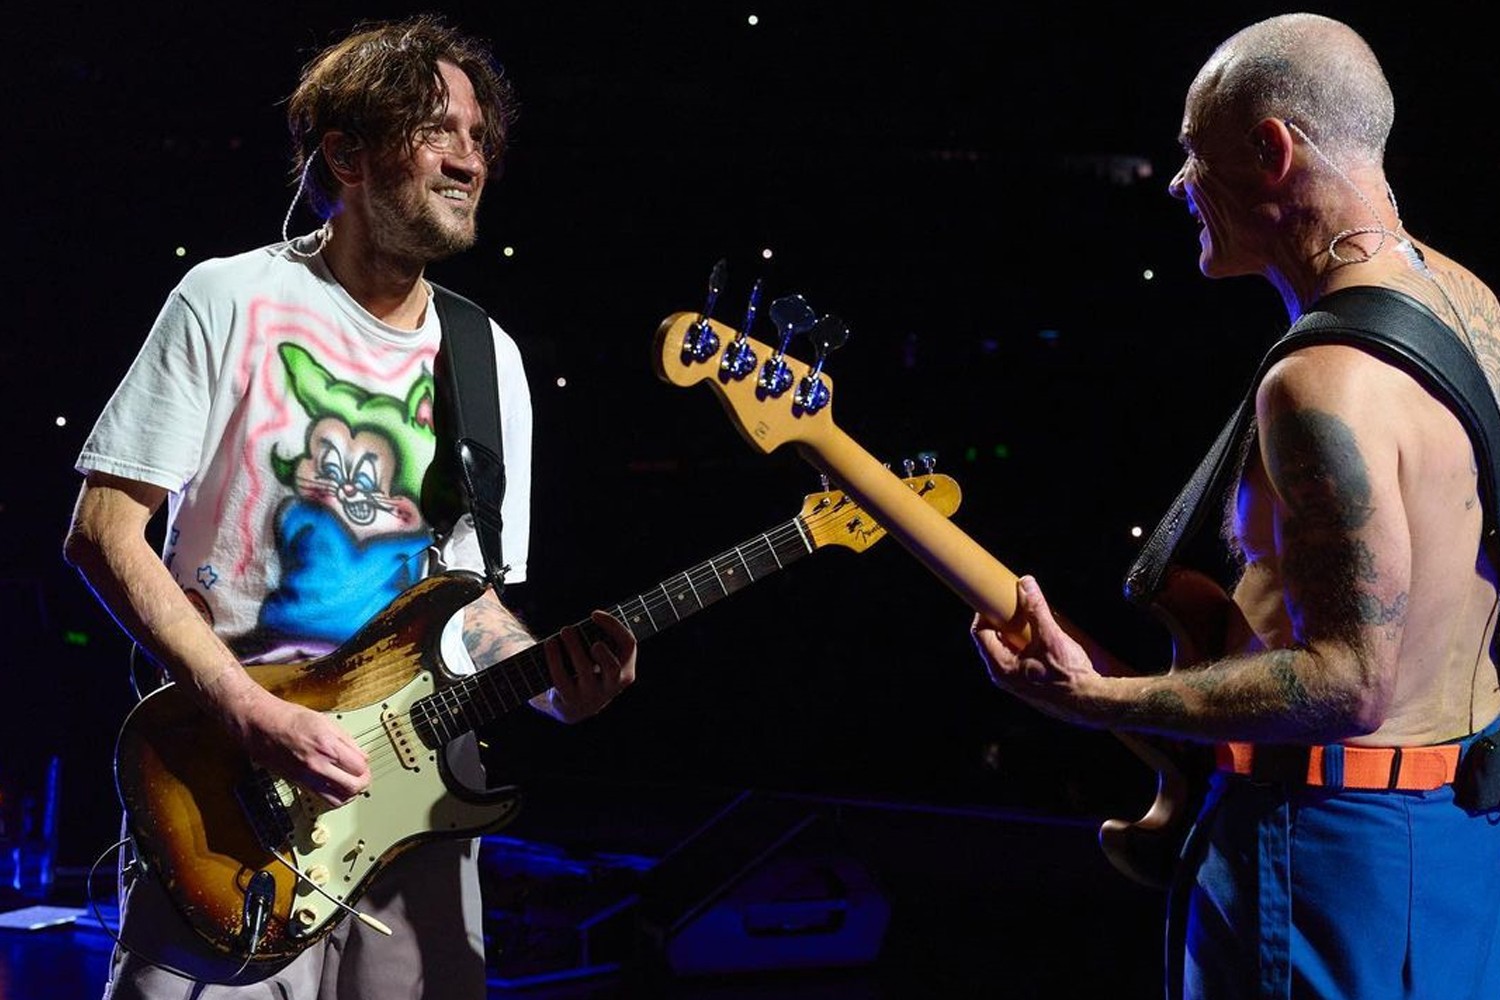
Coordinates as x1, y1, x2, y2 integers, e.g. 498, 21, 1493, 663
1401, 242, 1500, 397
1257, 341, 1403, 411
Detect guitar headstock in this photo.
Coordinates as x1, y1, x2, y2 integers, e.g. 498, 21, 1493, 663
802, 473, 962, 552
654, 267, 848, 455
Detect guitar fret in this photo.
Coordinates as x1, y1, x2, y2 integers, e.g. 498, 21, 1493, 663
521, 649, 551, 696
761, 533, 784, 569
658, 581, 683, 621
790, 515, 813, 553
619, 595, 656, 639
428, 693, 455, 743
701, 557, 732, 599
470, 672, 498, 719
440, 688, 466, 735
733, 544, 755, 581
680, 571, 704, 610
637, 595, 660, 635
494, 656, 532, 709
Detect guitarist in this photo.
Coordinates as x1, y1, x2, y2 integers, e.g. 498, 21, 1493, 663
62, 15, 637, 1000
972, 14, 1500, 1000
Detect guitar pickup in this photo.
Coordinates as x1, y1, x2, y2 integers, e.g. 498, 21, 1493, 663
381, 708, 423, 771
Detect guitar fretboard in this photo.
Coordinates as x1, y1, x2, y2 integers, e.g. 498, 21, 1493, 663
412, 516, 815, 745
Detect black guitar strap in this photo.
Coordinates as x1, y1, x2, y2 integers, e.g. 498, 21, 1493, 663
1124, 285, 1500, 607
429, 282, 510, 594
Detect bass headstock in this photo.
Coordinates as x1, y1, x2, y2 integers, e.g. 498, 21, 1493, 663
653, 260, 848, 455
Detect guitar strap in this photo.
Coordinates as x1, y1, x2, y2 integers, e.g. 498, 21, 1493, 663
1124, 285, 1500, 608
428, 282, 510, 594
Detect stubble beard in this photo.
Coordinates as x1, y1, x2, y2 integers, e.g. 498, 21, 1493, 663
366, 166, 480, 266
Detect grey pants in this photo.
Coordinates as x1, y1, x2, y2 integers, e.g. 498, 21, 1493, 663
103, 834, 486, 1000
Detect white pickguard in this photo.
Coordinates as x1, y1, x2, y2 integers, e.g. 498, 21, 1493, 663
267, 670, 520, 941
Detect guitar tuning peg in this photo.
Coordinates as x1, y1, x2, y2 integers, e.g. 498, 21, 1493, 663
819, 472, 830, 491
804, 314, 850, 359
793, 314, 847, 414
920, 452, 937, 473
759, 294, 815, 396
682, 258, 727, 363
720, 276, 763, 379
704, 258, 727, 314
768, 294, 818, 339
902, 458, 916, 478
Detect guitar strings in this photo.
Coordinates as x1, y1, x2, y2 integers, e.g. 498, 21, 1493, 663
267, 510, 837, 800
275, 485, 925, 800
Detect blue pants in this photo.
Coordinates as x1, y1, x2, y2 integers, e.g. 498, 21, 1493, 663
1173, 721, 1500, 999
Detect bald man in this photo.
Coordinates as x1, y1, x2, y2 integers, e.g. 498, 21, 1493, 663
972, 13, 1500, 999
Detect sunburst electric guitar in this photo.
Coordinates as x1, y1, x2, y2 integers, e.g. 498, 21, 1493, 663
114, 475, 960, 961
653, 303, 1239, 890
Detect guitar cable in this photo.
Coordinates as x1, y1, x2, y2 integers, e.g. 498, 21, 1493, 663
87, 835, 262, 983
85, 833, 392, 986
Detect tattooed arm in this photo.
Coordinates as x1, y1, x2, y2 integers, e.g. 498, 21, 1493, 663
972, 346, 1407, 743
462, 587, 539, 665
463, 589, 639, 724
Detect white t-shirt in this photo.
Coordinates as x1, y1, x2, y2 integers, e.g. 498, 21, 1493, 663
76, 238, 532, 671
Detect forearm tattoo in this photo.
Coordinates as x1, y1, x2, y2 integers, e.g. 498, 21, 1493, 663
1122, 648, 1344, 739
1266, 648, 1313, 709
462, 595, 537, 666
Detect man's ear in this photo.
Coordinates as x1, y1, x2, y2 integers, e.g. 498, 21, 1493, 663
321, 132, 364, 184
1249, 117, 1295, 182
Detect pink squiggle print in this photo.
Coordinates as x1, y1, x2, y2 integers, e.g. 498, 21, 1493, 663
226, 298, 438, 579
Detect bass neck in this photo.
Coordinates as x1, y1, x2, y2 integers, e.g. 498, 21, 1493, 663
793, 430, 1134, 677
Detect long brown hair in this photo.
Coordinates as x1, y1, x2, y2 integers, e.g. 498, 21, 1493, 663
286, 14, 519, 216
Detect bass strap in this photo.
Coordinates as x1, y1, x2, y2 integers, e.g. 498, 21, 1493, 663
1124, 284, 1500, 607
429, 282, 509, 593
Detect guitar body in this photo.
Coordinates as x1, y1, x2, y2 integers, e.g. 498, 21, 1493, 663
1099, 566, 1238, 890
113, 480, 961, 962
113, 571, 522, 961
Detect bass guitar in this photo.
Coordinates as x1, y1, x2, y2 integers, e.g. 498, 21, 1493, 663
114, 474, 961, 961
653, 302, 1238, 889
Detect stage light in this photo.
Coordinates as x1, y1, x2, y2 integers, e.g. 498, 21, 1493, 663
62, 630, 90, 647
174, 246, 186, 257
555, 376, 568, 388
54, 416, 66, 427
747, 14, 759, 26
1130, 526, 1143, 538
502, 246, 515, 257
1142, 269, 1155, 280
761, 247, 774, 259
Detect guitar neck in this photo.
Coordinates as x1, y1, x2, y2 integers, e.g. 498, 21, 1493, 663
797, 429, 1129, 674
799, 428, 1020, 619
414, 515, 817, 743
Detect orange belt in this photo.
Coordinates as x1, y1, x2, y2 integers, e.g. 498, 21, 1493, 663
1216, 741, 1460, 791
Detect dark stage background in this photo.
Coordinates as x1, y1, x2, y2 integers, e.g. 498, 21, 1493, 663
4, 1, 1499, 980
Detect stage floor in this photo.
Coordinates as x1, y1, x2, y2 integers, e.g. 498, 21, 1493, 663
1, 779, 1167, 999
